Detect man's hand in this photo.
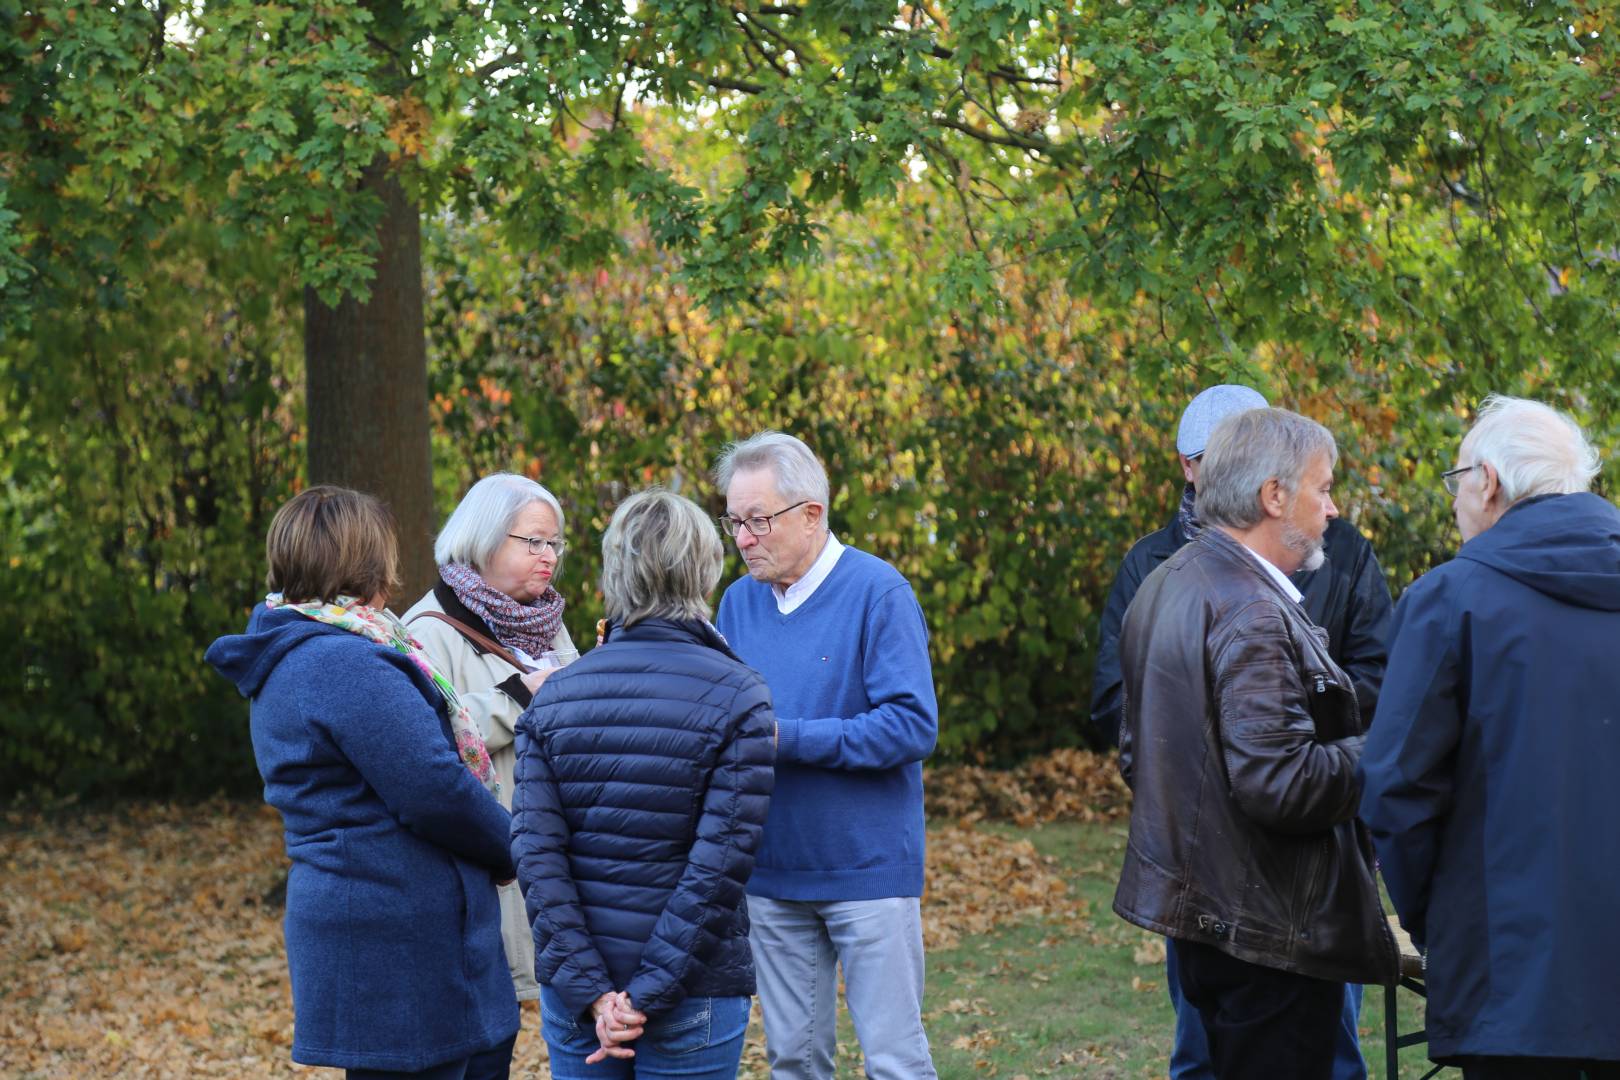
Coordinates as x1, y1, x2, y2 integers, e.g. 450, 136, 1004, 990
585, 991, 645, 1063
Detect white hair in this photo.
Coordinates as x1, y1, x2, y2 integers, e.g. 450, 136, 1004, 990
1463, 395, 1600, 504
1196, 408, 1338, 529
434, 473, 565, 572
600, 488, 723, 627
712, 431, 831, 523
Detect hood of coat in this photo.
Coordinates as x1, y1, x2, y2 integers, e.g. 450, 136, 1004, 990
205, 603, 343, 699
1456, 491, 1620, 611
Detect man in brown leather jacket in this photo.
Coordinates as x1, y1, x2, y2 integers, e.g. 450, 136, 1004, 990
1115, 407, 1397, 1080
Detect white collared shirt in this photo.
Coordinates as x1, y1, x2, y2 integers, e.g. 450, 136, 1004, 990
1238, 542, 1305, 604
774, 532, 845, 615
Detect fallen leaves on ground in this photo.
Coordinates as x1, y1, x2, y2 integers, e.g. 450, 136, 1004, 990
1, 790, 1097, 1078
926, 749, 1131, 827
923, 823, 1090, 951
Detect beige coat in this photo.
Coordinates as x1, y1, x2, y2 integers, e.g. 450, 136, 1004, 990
402, 584, 578, 1001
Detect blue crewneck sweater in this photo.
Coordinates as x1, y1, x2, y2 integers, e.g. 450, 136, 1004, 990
716, 545, 938, 900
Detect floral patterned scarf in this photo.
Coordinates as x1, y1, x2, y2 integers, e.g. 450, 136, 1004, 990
439, 562, 566, 660
265, 593, 499, 795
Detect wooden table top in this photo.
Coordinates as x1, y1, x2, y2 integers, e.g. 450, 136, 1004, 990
1388, 915, 1425, 980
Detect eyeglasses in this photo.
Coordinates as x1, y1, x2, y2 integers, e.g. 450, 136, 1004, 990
508, 534, 567, 557
717, 500, 810, 537
1441, 463, 1482, 497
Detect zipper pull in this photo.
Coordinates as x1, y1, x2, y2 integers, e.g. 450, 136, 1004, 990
1314, 674, 1327, 694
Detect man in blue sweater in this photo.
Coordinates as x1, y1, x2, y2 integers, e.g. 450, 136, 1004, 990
713, 431, 940, 1080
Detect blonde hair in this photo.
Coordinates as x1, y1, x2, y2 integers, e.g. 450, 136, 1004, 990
265, 486, 401, 605
600, 488, 723, 628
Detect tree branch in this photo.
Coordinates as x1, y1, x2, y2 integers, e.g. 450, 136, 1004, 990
935, 114, 1053, 153
475, 50, 522, 83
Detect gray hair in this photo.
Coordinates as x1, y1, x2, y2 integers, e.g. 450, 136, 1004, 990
434, 473, 566, 572
1463, 394, 1600, 504
713, 431, 831, 523
600, 487, 723, 628
1196, 408, 1339, 529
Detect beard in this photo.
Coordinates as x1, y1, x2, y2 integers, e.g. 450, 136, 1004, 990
1281, 519, 1326, 573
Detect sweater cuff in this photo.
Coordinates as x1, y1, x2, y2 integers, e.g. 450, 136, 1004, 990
498, 673, 532, 708
775, 717, 802, 763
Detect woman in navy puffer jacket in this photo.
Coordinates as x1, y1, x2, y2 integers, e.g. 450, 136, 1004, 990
511, 488, 775, 1080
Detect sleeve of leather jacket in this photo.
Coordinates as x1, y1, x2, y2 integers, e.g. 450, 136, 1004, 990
510, 711, 615, 1019
1212, 602, 1364, 834
1090, 554, 1147, 749
1337, 531, 1394, 728
1356, 572, 1463, 949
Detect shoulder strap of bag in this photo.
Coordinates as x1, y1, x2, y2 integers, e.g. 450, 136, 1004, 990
408, 610, 525, 671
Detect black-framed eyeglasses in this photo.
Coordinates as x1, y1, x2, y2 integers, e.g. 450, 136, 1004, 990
508, 534, 567, 557
717, 500, 810, 537
1441, 463, 1482, 497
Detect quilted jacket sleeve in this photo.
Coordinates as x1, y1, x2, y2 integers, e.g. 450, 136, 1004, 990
624, 679, 777, 1017
510, 714, 615, 1018
1212, 601, 1364, 834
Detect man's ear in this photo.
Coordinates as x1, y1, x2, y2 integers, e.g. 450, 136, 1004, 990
1479, 462, 1502, 507
803, 501, 827, 530
1259, 477, 1288, 520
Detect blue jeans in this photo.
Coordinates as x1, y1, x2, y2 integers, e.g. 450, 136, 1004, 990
539, 985, 749, 1080
1165, 937, 1366, 1080
748, 895, 937, 1080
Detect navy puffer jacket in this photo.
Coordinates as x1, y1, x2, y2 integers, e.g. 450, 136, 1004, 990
510, 618, 775, 1022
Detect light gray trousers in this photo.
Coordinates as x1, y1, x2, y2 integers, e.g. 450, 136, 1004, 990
748, 895, 938, 1080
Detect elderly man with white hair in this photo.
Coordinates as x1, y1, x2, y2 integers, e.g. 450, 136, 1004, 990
1360, 396, 1620, 1080
712, 431, 940, 1080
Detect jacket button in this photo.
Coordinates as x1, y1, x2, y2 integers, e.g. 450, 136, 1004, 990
1212, 921, 1228, 936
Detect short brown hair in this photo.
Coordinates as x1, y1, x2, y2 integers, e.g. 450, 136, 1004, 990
265, 486, 402, 605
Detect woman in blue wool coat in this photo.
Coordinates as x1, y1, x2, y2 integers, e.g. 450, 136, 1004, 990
512, 488, 776, 1080
206, 486, 520, 1080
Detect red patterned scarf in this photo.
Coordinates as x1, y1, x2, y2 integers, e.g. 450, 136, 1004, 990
439, 562, 566, 659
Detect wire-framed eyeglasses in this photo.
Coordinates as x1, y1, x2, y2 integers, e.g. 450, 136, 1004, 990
1441, 463, 1482, 497
508, 534, 568, 557
716, 500, 810, 537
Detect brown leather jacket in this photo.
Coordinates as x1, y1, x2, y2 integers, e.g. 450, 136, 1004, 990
1114, 527, 1398, 985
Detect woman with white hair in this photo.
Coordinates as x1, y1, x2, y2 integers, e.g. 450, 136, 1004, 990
511, 488, 776, 1079
403, 473, 580, 1023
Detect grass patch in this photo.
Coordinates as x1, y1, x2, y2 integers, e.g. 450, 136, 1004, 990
914, 820, 1445, 1080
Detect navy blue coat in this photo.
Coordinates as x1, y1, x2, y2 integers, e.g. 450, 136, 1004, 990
206, 605, 519, 1072
511, 618, 776, 1022
1360, 493, 1620, 1061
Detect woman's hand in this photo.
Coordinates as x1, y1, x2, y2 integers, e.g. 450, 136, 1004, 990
585, 991, 645, 1063
520, 665, 554, 695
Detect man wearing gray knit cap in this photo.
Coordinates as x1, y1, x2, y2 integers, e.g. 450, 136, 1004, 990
1090, 385, 1393, 1080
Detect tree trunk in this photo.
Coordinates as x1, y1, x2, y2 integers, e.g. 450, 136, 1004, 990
304, 159, 437, 607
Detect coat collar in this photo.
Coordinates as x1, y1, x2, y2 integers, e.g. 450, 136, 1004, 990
432, 576, 502, 655
600, 616, 745, 664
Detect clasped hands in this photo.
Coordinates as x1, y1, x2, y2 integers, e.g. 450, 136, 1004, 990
586, 991, 646, 1064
